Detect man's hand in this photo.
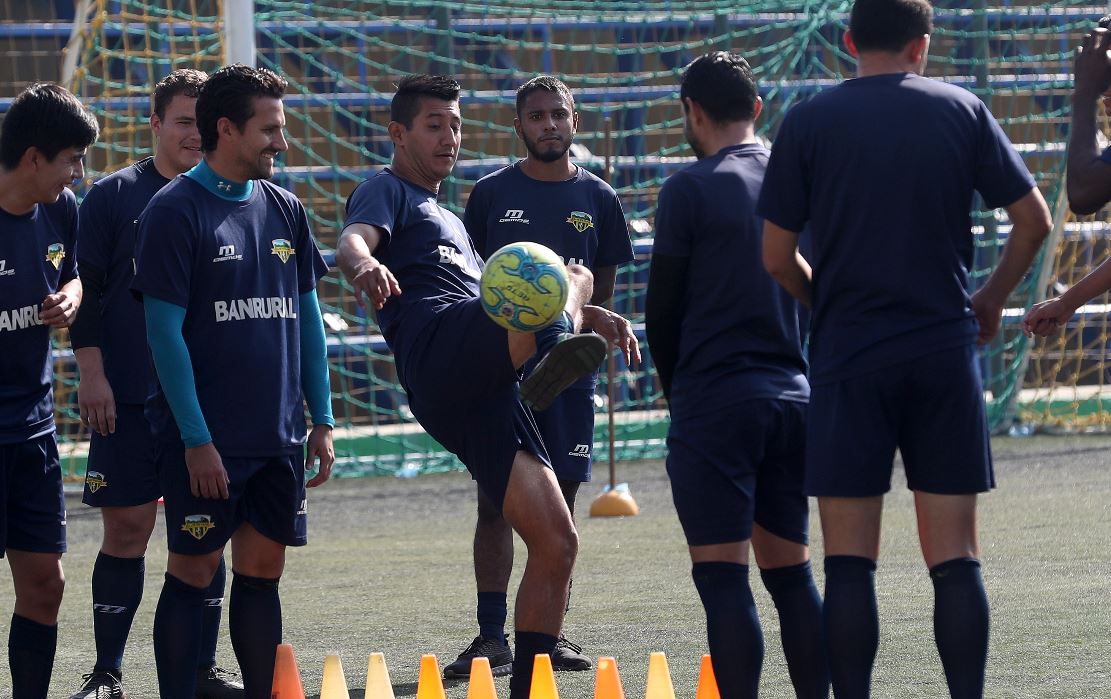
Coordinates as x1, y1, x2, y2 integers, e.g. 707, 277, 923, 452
970, 289, 1006, 345
1023, 297, 1076, 338
1074, 27, 1111, 103
306, 424, 335, 488
349, 258, 401, 311
40, 289, 80, 328
78, 371, 116, 436
184, 443, 230, 499
581, 305, 641, 365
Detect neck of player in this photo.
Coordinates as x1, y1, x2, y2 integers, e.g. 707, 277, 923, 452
203, 151, 250, 184
519, 154, 576, 182
702, 123, 759, 159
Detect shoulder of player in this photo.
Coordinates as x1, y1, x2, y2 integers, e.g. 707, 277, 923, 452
472, 163, 514, 189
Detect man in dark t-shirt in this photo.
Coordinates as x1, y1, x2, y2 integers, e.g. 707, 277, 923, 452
758, 1, 1053, 696
336, 74, 636, 699
646, 52, 828, 699
0, 83, 98, 699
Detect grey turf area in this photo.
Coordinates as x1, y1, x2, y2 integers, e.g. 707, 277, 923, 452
13, 435, 1111, 698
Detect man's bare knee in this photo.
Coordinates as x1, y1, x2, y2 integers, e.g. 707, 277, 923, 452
8, 552, 65, 623
102, 504, 157, 556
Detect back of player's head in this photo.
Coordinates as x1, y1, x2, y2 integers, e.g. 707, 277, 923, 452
0, 83, 99, 170
680, 51, 759, 124
152, 68, 206, 120
515, 75, 574, 117
849, 0, 934, 53
390, 74, 461, 129
196, 64, 287, 152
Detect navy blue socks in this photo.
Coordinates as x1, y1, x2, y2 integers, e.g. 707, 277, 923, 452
199, 556, 227, 668
692, 561, 763, 699
760, 561, 830, 699
931, 557, 989, 699
153, 573, 206, 699
230, 572, 282, 699
8, 613, 57, 699
91, 552, 144, 673
477, 591, 509, 644
508, 631, 558, 699
823, 555, 878, 699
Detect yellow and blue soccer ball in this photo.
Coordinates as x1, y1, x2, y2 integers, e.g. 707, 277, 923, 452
479, 242, 570, 332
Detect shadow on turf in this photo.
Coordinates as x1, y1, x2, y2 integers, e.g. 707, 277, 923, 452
309, 679, 439, 698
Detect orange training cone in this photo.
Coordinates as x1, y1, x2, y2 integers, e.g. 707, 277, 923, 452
271, 643, 307, 699
416, 654, 447, 699
695, 655, 720, 699
593, 657, 625, 699
320, 654, 351, 699
644, 652, 675, 699
366, 652, 396, 699
466, 656, 498, 699
529, 654, 559, 699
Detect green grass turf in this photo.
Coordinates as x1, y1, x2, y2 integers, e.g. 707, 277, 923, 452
15, 435, 1111, 698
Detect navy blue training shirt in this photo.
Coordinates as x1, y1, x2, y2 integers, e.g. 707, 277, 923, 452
132, 175, 328, 456
757, 72, 1036, 384
0, 188, 79, 443
654, 143, 809, 418
72, 157, 169, 404
344, 169, 484, 365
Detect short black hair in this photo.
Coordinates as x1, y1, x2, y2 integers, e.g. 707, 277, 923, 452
152, 68, 206, 120
0, 83, 99, 170
849, 0, 934, 53
679, 52, 759, 123
196, 64, 287, 152
390, 74, 461, 128
515, 75, 575, 118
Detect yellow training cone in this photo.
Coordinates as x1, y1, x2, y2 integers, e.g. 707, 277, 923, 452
529, 654, 559, 699
416, 654, 447, 699
644, 652, 675, 699
271, 643, 306, 699
320, 654, 351, 699
366, 652, 396, 699
466, 656, 498, 699
593, 656, 626, 699
695, 655, 720, 699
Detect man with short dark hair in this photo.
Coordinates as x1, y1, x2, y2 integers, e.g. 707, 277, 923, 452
68, 68, 243, 699
336, 74, 634, 699
444, 74, 637, 679
0, 82, 98, 699
646, 52, 828, 699
759, 1, 1053, 696
133, 64, 334, 699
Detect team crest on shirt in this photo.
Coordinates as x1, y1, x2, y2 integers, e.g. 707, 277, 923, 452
565, 211, 594, 233
45, 243, 65, 269
271, 239, 295, 263
181, 514, 216, 540
85, 470, 108, 493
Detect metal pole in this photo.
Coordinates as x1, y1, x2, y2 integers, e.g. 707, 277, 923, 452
223, 0, 257, 67
603, 117, 618, 488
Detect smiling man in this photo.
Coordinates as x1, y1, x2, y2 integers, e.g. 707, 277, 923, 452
0, 82, 98, 699
131, 65, 334, 699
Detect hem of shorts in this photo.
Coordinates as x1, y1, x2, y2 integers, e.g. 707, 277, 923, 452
752, 518, 809, 546
0, 421, 56, 446
81, 493, 161, 508
904, 482, 995, 495
0, 542, 67, 556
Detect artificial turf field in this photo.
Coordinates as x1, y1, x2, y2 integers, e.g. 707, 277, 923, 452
8, 434, 1110, 698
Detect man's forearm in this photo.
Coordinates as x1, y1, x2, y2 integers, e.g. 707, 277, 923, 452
336, 230, 373, 282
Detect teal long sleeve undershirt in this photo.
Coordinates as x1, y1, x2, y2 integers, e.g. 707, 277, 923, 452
144, 291, 333, 449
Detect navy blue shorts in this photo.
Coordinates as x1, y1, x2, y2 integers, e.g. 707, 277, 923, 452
157, 442, 307, 555
666, 399, 810, 547
82, 403, 160, 507
1, 434, 66, 557
806, 344, 993, 497
532, 384, 594, 483
400, 297, 551, 510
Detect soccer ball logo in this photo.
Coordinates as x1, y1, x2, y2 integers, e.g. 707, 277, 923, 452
480, 242, 569, 332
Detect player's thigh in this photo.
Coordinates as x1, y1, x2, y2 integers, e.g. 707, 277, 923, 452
753, 400, 811, 548
502, 449, 575, 554
82, 402, 160, 509
805, 371, 901, 497
156, 441, 245, 556
1, 435, 66, 558
899, 345, 993, 495
534, 384, 596, 484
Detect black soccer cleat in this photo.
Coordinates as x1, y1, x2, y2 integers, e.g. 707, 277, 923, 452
551, 634, 592, 672
520, 333, 607, 412
69, 669, 126, 699
195, 665, 244, 698
442, 635, 514, 678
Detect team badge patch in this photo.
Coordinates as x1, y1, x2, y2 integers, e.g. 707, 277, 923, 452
181, 514, 216, 540
565, 211, 594, 233
45, 243, 65, 269
85, 470, 108, 493
271, 239, 295, 263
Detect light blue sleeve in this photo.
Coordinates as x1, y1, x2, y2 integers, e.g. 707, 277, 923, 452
299, 290, 334, 427
143, 296, 212, 447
